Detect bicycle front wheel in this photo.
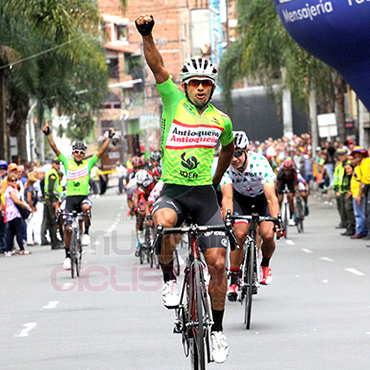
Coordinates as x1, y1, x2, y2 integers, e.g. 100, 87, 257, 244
173, 249, 180, 277
296, 199, 304, 233
244, 243, 255, 330
75, 239, 82, 277
70, 230, 77, 279
283, 202, 288, 238
139, 246, 145, 264
189, 259, 206, 370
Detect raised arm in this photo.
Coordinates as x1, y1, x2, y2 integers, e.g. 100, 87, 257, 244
96, 128, 115, 159
42, 125, 61, 156
135, 14, 170, 84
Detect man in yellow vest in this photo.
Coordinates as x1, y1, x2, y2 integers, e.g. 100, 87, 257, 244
44, 157, 63, 249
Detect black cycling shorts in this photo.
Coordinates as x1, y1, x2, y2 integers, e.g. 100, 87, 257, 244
233, 191, 270, 224
64, 196, 92, 225
152, 184, 228, 251
276, 179, 295, 194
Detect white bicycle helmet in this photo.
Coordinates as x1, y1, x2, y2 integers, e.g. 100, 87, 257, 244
135, 169, 154, 188
181, 58, 218, 83
233, 131, 250, 149
72, 141, 87, 152
150, 150, 161, 162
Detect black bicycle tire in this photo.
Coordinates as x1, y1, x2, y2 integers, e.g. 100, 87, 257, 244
173, 249, 180, 277
76, 239, 82, 277
244, 243, 254, 330
296, 199, 304, 233
191, 260, 206, 370
140, 246, 145, 264
150, 249, 154, 268
70, 230, 76, 278
284, 202, 288, 238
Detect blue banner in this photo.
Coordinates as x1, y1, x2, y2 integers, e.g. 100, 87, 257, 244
274, 0, 370, 111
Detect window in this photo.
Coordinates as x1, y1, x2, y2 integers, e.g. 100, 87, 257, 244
106, 57, 119, 79
117, 25, 128, 42
104, 92, 121, 110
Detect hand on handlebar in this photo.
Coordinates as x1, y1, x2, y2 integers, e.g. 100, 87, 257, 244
273, 213, 285, 239
225, 209, 239, 251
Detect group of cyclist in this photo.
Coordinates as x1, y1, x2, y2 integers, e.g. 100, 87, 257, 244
37, 12, 309, 365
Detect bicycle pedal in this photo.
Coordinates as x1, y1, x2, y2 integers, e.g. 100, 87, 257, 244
173, 325, 182, 334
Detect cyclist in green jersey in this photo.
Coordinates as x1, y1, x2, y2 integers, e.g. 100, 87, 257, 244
42, 124, 115, 270
136, 13, 234, 363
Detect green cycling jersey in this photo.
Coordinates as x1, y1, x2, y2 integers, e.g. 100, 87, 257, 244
157, 77, 234, 186
58, 153, 99, 196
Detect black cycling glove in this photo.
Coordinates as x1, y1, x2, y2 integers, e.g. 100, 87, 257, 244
43, 126, 51, 136
108, 128, 114, 139
135, 15, 155, 36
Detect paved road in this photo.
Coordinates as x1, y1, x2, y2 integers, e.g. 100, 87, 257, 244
1, 190, 370, 370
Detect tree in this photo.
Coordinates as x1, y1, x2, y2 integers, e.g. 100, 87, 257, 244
1, 0, 110, 162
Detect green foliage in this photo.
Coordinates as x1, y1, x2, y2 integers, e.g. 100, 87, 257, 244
66, 112, 95, 141
1, 0, 109, 143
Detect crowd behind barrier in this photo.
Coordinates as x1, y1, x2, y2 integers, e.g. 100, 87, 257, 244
2, 132, 370, 255
0, 159, 109, 256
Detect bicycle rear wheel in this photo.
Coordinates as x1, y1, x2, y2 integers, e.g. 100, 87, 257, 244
244, 243, 254, 330
189, 259, 206, 370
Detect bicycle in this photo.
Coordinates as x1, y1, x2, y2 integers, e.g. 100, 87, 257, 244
152, 213, 237, 369
295, 192, 304, 233
64, 211, 90, 278
230, 213, 283, 330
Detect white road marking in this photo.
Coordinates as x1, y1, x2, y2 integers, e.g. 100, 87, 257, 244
285, 240, 295, 245
345, 268, 365, 276
320, 257, 334, 262
62, 282, 75, 290
302, 248, 313, 254
15, 322, 37, 337
42, 301, 59, 309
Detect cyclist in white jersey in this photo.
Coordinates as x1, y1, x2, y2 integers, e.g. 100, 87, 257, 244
220, 132, 282, 301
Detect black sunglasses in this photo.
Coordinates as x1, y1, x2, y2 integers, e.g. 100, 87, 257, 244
233, 150, 245, 158
186, 79, 214, 88
8, 179, 17, 183
74, 150, 85, 155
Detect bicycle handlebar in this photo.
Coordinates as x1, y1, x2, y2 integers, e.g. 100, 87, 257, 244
152, 209, 240, 255
230, 213, 285, 240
